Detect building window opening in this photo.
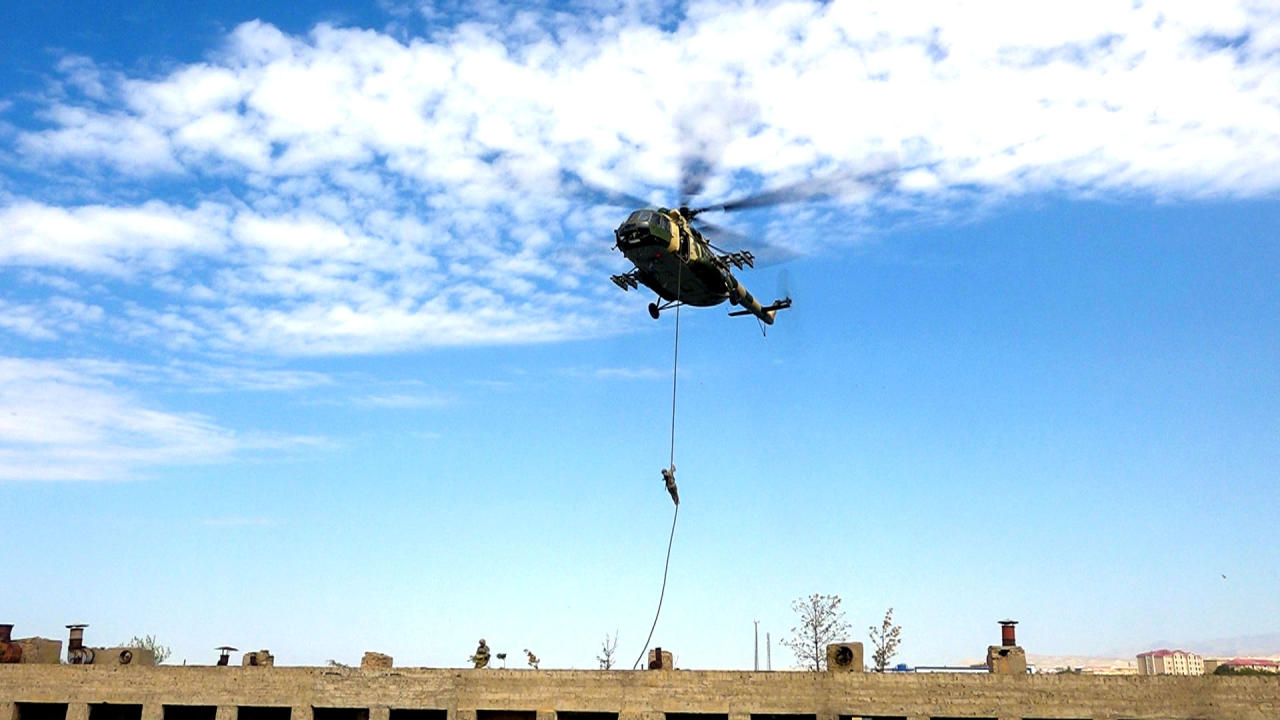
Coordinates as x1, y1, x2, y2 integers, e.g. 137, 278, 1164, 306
389, 711, 445, 720
238, 708, 291, 720
89, 705, 143, 720
313, 710, 368, 720
17, 704, 69, 720
477, 712, 536, 720
164, 707, 217, 720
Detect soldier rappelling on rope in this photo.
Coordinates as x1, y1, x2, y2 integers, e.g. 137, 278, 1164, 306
661, 464, 679, 506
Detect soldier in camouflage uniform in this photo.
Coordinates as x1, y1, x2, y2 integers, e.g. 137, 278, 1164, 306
661, 464, 679, 506
471, 639, 490, 669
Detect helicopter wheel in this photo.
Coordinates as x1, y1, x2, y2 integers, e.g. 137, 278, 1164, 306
648, 302, 661, 320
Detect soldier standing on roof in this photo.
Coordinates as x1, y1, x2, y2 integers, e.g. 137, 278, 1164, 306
661, 464, 679, 506
470, 639, 490, 668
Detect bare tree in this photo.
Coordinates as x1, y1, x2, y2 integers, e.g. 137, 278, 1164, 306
597, 630, 619, 670
123, 634, 171, 664
868, 608, 902, 672
781, 593, 850, 671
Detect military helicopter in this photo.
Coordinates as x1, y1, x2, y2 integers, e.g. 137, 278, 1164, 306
580, 157, 896, 324
610, 203, 789, 323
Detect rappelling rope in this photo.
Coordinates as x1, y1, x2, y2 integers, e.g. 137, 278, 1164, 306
633, 258, 684, 670
668, 275, 681, 468
632, 502, 678, 669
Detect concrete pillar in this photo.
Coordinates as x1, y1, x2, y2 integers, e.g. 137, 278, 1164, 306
215, 707, 236, 720
292, 707, 310, 720
618, 712, 661, 720
535, 711, 554, 720
728, 712, 750, 720
369, 709, 389, 720
141, 705, 163, 720
67, 705, 89, 720
453, 709, 476, 720
1, 701, 14, 720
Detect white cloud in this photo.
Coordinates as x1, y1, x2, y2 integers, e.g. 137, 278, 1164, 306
560, 365, 667, 381
3, 1, 1279, 355
0, 297, 104, 340
15, 2, 1280, 196
353, 392, 455, 408
0, 201, 230, 275
0, 357, 320, 481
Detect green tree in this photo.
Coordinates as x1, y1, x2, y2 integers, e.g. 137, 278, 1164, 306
868, 608, 902, 672
781, 593, 850, 671
123, 635, 171, 664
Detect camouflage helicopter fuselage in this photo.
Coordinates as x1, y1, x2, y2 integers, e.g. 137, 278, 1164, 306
612, 208, 781, 323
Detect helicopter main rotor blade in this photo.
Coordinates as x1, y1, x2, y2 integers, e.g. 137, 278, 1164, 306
679, 150, 716, 206
692, 160, 900, 215
695, 219, 801, 267
692, 219, 749, 249
559, 170, 653, 209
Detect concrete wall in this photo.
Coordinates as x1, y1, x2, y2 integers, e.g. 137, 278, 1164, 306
2, 665, 1278, 720
13, 639, 62, 664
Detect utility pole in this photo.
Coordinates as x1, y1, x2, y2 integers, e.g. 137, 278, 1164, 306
766, 632, 771, 670
753, 620, 760, 670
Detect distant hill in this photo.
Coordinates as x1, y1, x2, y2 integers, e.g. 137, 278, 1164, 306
1027, 654, 1134, 670
1146, 633, 1280, 658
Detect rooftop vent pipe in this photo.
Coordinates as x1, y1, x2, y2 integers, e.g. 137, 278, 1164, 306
999, 619, 1018, 647
0, 624, 21, 664
66, 624, 87, 650
217, 646, 237, 666
66, 624, 94, 664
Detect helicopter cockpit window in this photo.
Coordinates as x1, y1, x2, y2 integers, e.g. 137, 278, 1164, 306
626, 210, 652, 226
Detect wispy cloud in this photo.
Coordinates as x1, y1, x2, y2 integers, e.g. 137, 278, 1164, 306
0, 297, 104, 340
0, 357, 322, 481
352, 392, 455, 408
566, 366, 667, 381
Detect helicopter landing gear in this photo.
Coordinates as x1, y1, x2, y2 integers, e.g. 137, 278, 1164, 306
648, 300, 683, 320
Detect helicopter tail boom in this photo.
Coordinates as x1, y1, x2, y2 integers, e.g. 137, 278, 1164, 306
725, 278, 791, 325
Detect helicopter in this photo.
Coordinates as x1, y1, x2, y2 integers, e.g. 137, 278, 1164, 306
610, 203, 790, 323
582, 155, 897, 324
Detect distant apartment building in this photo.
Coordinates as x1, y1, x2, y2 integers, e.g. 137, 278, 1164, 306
1137, 649, 1204, 675
1219, 658, 1280, 672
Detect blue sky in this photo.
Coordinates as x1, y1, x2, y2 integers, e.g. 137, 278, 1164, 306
2, 0, 1278, 669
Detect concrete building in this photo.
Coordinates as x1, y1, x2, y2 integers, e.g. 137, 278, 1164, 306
1135, 649, 1204, 676
7, 625, 1277, 720
1218, 658, 1279, 673
4, 661, 1280, 720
